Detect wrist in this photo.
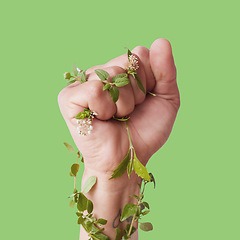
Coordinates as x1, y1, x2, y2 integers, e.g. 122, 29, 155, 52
80, 168, 141, 239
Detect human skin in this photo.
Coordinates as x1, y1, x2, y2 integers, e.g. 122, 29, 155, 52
58, 38, 180, 239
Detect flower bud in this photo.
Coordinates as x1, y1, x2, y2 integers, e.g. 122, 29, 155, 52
64, 72, 71, 80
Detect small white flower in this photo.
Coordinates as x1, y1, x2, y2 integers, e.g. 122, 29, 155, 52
77, 68, 82, 73
76, 110, 96, 136
126, 54, 139, 72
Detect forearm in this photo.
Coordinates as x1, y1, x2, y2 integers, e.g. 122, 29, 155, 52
80, 167, 142, 240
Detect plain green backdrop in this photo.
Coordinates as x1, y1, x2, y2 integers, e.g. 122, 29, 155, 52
1, 0, 239, 239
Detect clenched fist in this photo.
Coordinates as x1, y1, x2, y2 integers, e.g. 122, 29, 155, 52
58, 38, 180, 240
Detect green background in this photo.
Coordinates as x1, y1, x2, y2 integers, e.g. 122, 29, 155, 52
1, 0, 239, 239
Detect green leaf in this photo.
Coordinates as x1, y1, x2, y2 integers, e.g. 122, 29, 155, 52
77, 193, 88, 211
129, 194, 139, 200
78, 216, 84, 224
75, 111, 87, 119
127, 158, 133, 178
120, 203, 138, 222
90, 232, 110, 240
112, 116, 130, 121
133, 154, 150, 182
109, 150, 130, 179
134, 73, 145, 94
82, 176, 97, 194
97, 218, 107, 225
75, 108, 91, 119
73, 188, 78, 194
90, 226, 110, 240
142, 210, 150, 216
77, 151, 81, 158
67, 79, 76, 85
81, 71, 87, 83
149, 173, 156, 188
72, 64, 78, 77
92, 228, 105, 234
142, 201, 150, 209
103, 83, 111, 91
124, 224, 136, 236
69, 199, 75, 208
139, 203, 145, 211
112, 73, 128, 82
76, 212, 83, 217
125, 48, 132, 59
64, 72, 71, 79
112, 74, 130, 87
95, 69, 109, 81
131, 226, 137, 234
84, 108, 91, 117
115, 228, 121, 240
109, 87, 119, 103
85, 220, 94, 232
113, 78, 130, 87
63, 142, 75, 153
139, 222, 153, 231
136, 206, 141, 217
71, 163, 79, 176
91, 224, 101, 232
87, 199, 93, 214
124, 224, 131, 233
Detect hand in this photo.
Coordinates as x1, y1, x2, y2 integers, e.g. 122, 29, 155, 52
58, 38, 180, 239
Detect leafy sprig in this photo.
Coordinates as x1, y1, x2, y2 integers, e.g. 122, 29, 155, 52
64, 64, 87, 85
64, 48, 145, 105
119, 179, 154, 239
74, 187, 110, 240
110, 121, 151, 182
125, 48, 145, 94
95, 69, 130, 103
64, 142, 110, 240
64, 142, 83, 195
75, 108, 94, 120
63, 141, 155, 239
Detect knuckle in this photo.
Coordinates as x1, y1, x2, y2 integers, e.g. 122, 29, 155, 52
108, 66, 125, 80
133, 46, 149, 60
110, 67, 122, 76
88, 81, 103, 99
134, 46, 149, 56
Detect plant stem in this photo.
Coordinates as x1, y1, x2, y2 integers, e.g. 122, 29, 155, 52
126, 121, 133, 149
128, 213, 136, 237
142, 181, 147, 195
74, 176, 77, 189
127, 183, 144, 237
127, 180, 148, 237
147, 91, 156, 96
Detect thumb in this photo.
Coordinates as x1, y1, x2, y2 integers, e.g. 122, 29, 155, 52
150, 38, 179, 100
